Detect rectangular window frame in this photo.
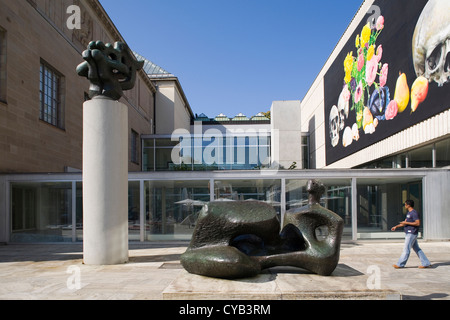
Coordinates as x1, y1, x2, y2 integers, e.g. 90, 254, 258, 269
0, 26, 6, 104
131, 130, 139, 164
39, 60, 64, 129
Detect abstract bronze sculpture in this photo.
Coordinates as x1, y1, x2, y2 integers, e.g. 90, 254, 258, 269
181, 180, 344, 279
76, 41, 144, 100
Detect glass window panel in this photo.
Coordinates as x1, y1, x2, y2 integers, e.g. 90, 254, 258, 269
143, 139, 154, 148
286, 179, 352, 240
141, 134, 272, 171
39, 61, 63, 128
409, 144, 433, 168
11, 182, 73, 242
248, 136, 258, 146
214, 179, 282, 219
128, 181, 141, 241
131, 131, 139, 164
155, 138, 178, 147
192, 147, 203, 165
145, 180, 210, 240
356, 178, 423, 239
155, 148, 174, 171
76, 182, 83, 241
143, 145, 155, 171
435, 138, 450, 168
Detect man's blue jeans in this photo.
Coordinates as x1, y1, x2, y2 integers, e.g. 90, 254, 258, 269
397, 233, 431, 267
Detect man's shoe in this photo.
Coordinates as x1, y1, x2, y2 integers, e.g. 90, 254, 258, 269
418, 265, 431, 269
393, 264, 403, 269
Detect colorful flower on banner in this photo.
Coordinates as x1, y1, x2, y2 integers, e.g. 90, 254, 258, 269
344, 20, 388, 130
333, 18, 390, 148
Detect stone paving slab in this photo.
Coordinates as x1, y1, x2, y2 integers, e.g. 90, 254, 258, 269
0, 241, 449, 300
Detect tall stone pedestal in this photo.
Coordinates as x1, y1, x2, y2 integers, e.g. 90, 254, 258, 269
82, 97, 128, 265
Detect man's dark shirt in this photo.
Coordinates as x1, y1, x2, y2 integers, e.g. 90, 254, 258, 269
404, 209, 419, 235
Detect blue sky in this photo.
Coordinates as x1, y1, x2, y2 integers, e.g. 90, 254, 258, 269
99, 0, 363, 118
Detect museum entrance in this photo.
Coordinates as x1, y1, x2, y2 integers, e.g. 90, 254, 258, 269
5, 169, 441, 243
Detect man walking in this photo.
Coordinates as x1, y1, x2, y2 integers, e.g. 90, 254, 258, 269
391, 200, 431, 269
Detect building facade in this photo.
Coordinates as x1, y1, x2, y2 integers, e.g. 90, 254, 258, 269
0, 0, 158, 173
0, 0, 448, 244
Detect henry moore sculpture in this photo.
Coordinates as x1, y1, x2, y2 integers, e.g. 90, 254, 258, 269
181, 180, 344, 279
76, 40, 144, 100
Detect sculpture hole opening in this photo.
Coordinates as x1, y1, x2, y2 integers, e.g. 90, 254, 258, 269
230, 234, 266, 256
315, 225, 329, 241
108, 53, 117, 61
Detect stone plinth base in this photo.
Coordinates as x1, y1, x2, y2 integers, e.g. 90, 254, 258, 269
163, 266, 401, 300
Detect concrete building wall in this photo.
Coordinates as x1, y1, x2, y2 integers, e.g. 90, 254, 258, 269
423, 170, 450, 240
328, 110, 450, 168
154, 84, 174, 135
154, 79, 192, 135
173, 83, 192, 133
126, 77, 156, 172
271, 100, 302, 169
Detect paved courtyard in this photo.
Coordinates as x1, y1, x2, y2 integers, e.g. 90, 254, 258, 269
0, 240, 449, 300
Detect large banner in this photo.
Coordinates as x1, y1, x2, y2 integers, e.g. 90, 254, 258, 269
324, 0, 450, 166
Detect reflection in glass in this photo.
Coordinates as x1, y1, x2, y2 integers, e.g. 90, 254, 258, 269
213, 179, 282, 220
128, 181, 141, 241
286, 179, 352, 240
435, 138, 450, 168
142, 134, 271, 171
76, 182, 83, 241
11, 182, 73, 242
356, 178, 423, 239
145, 180, 210, 240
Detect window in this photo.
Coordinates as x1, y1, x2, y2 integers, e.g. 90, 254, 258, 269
356, 136, 450, 169
301, 134, 310, 169
0, 27, 6, 103
143, 133, 272, 172
39, 60, 64, 128
435, 138, 450, 168
11, 182, 73, 243
131, 130, 139, 164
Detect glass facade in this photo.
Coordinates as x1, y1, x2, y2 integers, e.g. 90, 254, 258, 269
357, 136, 450, 169
143, 135, 271, 171
6, 171, 435, 243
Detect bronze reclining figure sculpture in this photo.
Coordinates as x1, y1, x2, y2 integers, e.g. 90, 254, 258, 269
181, 180, 344, 279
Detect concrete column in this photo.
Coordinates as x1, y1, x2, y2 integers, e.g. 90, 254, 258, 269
270, 101, 302, 169
83, 97, 128, 265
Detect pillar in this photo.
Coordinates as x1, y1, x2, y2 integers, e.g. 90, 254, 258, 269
82, 97, 128, 265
